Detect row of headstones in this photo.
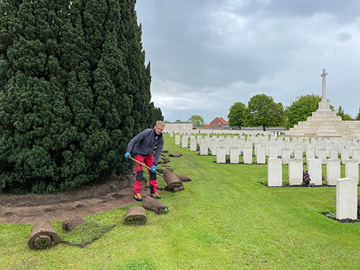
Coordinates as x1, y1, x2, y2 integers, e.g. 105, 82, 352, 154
169, 130, 279, 137
267, 158, 359, 186
174, 134, 360, 165
268, 158, 359, 220
215, 146, 360, 165
172, 132, 360, 150
174, 133, 360, 151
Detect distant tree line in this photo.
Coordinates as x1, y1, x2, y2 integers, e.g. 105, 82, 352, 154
185, 93, 360, 130
227, 94, 359, 130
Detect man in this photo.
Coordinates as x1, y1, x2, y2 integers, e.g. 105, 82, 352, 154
124, 121, 165, 201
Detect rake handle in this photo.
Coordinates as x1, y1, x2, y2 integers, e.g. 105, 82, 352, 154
129, 157, 165, 180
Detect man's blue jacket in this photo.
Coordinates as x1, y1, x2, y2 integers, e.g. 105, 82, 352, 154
126, 129, 164, 166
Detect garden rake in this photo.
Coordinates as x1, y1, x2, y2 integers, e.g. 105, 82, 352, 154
129, 157, 167, 181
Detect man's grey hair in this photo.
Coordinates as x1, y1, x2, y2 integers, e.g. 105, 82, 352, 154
156, 120, 165, 127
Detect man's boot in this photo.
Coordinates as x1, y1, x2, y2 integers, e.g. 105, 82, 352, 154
150, 186, 161, 199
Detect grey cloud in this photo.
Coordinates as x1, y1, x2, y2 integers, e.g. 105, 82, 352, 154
233, 0, 360, 22
139, 4, 298, 88
336, 32, 352, 42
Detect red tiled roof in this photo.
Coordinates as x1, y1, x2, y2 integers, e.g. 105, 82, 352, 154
205, 117, 229, 128
217, 117, 228, 124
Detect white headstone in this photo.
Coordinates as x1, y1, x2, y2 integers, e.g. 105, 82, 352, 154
244, 141, 252, 148
318, 148, 327, 165
267, 158, 282, 187
308, 158, 322, 186
181, 136, 188, 148
345, 159, 359, 181
231, 140, 241, 156
229, 147, 240, 164
306, 148, 315, 164
281, 148, 291, 165
341, 149, 350, 164
175, 135, 181, 145
289, 158, 303, 185
211, 140, 218, 155
199, 138, 208, 155
265, 141, 274, 156
329, 149, 338, 160
239, 137, 245, 152
326, 159, 340, 185
256, 146, 266, 164
352, 149, 360, 165
190, 136, 197, 151
223, 140, 231, 156
269, 147, 277, 159
294, 147, 303, 160
336, 178, 358, 220
216, 147, 226, 163
243, 146, 253, 164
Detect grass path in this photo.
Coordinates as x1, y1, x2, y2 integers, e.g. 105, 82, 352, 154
1, 134, 360, 269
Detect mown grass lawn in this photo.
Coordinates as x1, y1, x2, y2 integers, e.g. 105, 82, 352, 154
1, 134, 360, 270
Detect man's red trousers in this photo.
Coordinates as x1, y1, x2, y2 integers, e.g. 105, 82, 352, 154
133, 154, 157, 194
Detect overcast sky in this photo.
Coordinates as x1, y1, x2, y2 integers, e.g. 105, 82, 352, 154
135, 0, 360, 124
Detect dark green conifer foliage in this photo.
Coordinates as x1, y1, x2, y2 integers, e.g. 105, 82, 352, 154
0, 0, 153, 193
118, 0, 151, 134
149, 102, 164, 127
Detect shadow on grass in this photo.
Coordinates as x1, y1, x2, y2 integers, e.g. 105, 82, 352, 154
321, 212, 360, 223
259, 182, 336, 188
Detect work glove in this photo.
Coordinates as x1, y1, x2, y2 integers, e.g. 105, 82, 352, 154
151, 165, 157, 173
124, 152, 131, 159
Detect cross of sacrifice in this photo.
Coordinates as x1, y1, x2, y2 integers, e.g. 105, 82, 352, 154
321, 68, 328, 101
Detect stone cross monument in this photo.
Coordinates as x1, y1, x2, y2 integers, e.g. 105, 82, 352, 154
321, 68, 328, 101
318, 68, 330, 111
286, 68, 360, 140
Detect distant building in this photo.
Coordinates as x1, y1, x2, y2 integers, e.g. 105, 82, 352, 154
163, 122, 194, 133
204, 117, 229, 129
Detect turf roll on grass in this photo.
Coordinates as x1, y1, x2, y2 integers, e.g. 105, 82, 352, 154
176, 174, 192, 182
142, 196, 169, 214
28, 220, 59, 250
124, 206, 147, 226
169, 153, 182, 157
163, 171, 184, 191
62, 216, 87, 232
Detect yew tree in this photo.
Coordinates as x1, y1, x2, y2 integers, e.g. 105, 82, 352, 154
149, 102, 164, 127
0, 0, 152, 193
